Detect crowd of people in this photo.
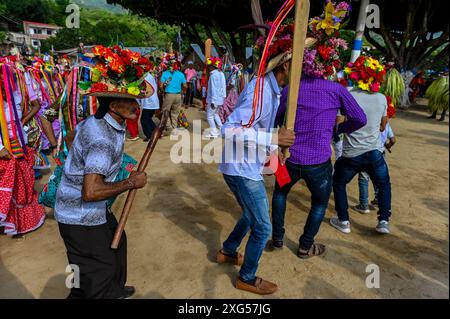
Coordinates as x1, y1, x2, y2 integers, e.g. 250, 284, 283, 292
0, 0, 448, 299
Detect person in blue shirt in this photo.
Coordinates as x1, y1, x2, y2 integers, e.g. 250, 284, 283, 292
160, 60, 187, 134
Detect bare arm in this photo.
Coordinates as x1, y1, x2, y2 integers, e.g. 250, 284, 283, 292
40, 115, 58, 147
380, 116, 388, 132
21, 99, 41, 125
82, 171, 147, 202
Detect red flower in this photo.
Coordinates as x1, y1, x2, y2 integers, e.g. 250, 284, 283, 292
138, 57, 150, 65
339, 79, 349, 87
318, 45, 332, 60
96, 63, 108, 76
349, 72, 359, 81
93, 45, 106, 56
135, 66, 144, 78
122, 55, 132, 66
370, 81, 381, 93
91, 82, 108, 93
113, 45, 122, 54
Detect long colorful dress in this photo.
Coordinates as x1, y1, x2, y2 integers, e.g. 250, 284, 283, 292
0, 64, 45, 235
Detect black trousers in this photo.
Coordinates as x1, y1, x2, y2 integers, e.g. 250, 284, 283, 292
140, 109, 156, 139
58, 212, 127, 299
184, 82, 194, 106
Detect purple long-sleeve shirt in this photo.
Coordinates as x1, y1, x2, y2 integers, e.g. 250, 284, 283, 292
276, 76, 367, 165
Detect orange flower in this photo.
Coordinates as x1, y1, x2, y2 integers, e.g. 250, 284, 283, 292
96, 63, 108, 76
130, 52, 141, 64
93, 45, 106, 56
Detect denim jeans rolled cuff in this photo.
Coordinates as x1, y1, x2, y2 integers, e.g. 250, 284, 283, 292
222, 174, 271, 282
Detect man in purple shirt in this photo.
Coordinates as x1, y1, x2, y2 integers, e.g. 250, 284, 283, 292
270, 76, 367, 258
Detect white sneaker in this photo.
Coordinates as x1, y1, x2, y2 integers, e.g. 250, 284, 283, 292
330, 216, 351, 234
376, 220, 390, 234
353, 204, 371, 214
127, 136, 140, 141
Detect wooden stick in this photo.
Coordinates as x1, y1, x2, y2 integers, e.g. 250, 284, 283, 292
284, 0, 310, 158
111, 111, 169, 249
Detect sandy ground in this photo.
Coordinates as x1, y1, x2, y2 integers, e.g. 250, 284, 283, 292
0, 99, 448, 299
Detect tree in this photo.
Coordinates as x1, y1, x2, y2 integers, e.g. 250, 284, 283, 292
355, 0, 448, 107
361, 0, 448, 73
106, 0, 329, 64
41, 9, 178, 52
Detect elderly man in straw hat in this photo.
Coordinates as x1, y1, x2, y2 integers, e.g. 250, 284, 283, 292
215, 24, 316, 295
55, 46, 153, 299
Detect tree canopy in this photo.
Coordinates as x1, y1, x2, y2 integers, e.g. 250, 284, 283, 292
359, 0, 448, 72
109, 0, 449, 72
40, 9, 178, 52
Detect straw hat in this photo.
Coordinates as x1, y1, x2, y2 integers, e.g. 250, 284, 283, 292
83, 80, 154, 99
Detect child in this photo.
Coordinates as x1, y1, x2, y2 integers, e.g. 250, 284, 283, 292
354, 121, 396, 213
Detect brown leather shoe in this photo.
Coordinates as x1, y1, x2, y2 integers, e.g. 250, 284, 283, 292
216, 250, 244, 266
236, 277, 278, 295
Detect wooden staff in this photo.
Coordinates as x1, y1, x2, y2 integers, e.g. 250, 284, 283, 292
111, 110, 169, 249
284, 0, 310, 158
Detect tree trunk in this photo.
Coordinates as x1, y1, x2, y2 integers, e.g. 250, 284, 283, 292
400, 70, 415, 108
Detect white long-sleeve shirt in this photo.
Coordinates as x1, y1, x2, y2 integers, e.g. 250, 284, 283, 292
206, 69, 226, 106
218, 72, 281, 181
137, 73, 160, 110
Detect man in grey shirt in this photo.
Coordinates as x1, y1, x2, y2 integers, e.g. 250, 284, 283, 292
330, 89, 393, 234
56, 97, 147, 299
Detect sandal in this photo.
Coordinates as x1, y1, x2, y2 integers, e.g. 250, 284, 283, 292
297, 243, 326, 259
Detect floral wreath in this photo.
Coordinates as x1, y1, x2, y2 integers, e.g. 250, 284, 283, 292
206, 57, 223, 70
344, 56, 386, 93
79, 45, 154, 98
303, 1, 351, 79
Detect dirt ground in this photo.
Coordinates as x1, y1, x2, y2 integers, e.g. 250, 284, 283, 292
0, 99, 448, 299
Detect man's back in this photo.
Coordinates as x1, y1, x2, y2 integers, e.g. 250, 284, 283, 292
343, 90, 387, 158
161, 70, 186, 94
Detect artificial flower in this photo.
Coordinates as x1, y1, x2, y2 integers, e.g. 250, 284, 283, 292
91, 82, 108, 93
127, 86, 140, 96
358, 80, 370, 91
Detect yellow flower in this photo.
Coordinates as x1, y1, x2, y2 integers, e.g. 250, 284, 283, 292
127, 86, 140, 96
344, 66, 352, 74
358, 80, 370, 91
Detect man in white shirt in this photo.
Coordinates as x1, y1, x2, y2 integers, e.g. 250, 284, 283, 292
137, 73, 160, 141
205, 57, 226, 138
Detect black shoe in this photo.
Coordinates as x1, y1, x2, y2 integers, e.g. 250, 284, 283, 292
271, 239, 284, 249
118, 286, 135, 299
438, 117, 446, 122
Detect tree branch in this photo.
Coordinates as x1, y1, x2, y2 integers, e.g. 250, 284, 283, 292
364, 30, 388, 55
416, 44, 449, 72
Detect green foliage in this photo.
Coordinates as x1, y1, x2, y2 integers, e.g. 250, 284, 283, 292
383, 69, 406, 106
40, 8, 177, 51
339, 29, 355, 65
0, 31, 7, 43
426, 76, 449, 112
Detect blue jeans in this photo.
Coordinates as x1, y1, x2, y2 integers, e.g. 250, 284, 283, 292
271, 160, 333, 251
222, 174, 272, 282
333, 150, 392, 222
358, 172, 380, 206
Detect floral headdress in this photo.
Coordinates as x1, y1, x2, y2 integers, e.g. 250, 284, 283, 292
303, 1, 351, 79
79, 45, 154, 99
206, 57, 223, 70
344, 56, 386, 93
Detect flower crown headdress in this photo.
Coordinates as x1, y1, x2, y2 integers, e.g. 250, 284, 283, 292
79, 45, 154, 98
